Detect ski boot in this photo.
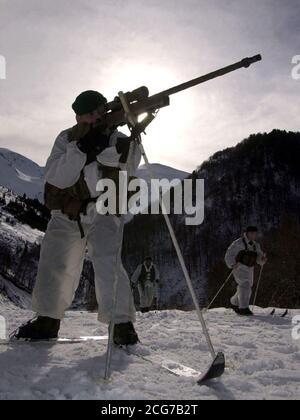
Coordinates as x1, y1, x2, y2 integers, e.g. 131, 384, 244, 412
237, 308, 254, 316
113, 322, 139, 346
140, 307, 150, 313
230, 303, 240, 314
11, 316, 61, 341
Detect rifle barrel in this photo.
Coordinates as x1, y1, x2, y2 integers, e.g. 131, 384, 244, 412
151, 54, 262, 99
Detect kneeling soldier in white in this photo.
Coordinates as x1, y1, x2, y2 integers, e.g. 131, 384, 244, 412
13, 91, 141, 345
131, 257, 160, 313
225, 226, 267, 316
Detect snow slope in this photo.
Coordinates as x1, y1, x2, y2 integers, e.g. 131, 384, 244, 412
0, 303, 299, 400
0, 276, 32, 310
136, 163, 188, 183
0, 149, 44, 201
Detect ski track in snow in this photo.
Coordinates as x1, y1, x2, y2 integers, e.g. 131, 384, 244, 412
0, 300, 299, 400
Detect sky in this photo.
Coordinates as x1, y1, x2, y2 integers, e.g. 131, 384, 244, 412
0, 0, 299, 172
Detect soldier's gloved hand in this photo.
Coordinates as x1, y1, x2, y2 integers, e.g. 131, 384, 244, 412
77, 125, 109, 155
116, 137, 132, 164
261, 254, 268, 266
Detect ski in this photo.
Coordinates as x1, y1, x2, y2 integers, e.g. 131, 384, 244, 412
0, 337, 205, 380
270, 309, 288, 318
119, 344, 225, 384
0, 336, 108, 345
0, 335, 225, 383
119, 344, 200, 378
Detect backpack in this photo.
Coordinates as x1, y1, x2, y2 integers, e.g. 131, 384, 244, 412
44, 123, 123, 222
235, 238, 258, 267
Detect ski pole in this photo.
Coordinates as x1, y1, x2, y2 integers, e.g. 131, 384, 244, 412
252, 265, 264, 312
140, 142, 216, 359
203, 270, 234, 313
104, 217, 125, 380
118, 91, 218, 360
155, 282, 160, 312
104, 142, 135, 380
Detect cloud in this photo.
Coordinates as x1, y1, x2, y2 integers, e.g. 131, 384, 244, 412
0, 0, 299, 171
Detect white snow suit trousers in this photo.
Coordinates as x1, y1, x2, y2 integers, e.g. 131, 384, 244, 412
32, 211, 136, 324
138, 281, 156, 309
225, 235, 264, 309
230, 265, 254, 309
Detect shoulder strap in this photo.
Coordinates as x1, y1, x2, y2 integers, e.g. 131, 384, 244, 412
243, 237, 257, 252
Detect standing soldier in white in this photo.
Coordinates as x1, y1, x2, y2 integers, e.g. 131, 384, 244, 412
12, 91, 141, 345
131, 257, 160, 313
225, 226, 267, 316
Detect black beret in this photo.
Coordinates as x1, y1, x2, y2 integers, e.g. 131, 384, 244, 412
72, 90, 107, 116
246, 226, 258, 233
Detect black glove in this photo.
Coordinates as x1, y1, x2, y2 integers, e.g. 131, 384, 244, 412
77, 125, 110, 155
116, 137, 132, 164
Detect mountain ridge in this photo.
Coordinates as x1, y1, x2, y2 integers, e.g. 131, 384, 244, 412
123, 129, 300, 309
0, 147, 188, 202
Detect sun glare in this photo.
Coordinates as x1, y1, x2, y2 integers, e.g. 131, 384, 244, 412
100, 63, 197, 166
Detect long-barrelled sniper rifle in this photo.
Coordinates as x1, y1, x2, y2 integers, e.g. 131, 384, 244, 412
98, 54, 262, 133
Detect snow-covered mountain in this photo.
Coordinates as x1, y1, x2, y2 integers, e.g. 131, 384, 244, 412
136, 163, 188, 182
0, 187, 45, 308
0, 186, 95, 309
0, 148, 44, 201
0, 147, 187, 204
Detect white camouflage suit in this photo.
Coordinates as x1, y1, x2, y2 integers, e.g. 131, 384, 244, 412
225, 234, 264, 309
32, 128, 141, 324
131, 263, 160, 309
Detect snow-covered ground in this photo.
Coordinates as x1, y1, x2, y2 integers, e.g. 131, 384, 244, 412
0, 300, 299, 400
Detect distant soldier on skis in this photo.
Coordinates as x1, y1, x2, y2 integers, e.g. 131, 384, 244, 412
131, 257, 160, 313
13, 90, 141, 345
225, 226, 267, 316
